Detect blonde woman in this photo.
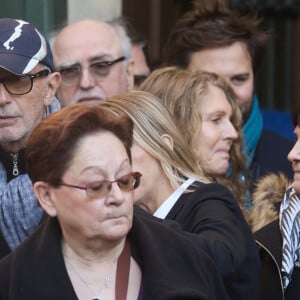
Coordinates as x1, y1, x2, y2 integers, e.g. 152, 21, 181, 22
101, 90, 259, 300
140, 66, 248, 210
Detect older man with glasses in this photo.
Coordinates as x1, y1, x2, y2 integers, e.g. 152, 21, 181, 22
0, 18, 61, 258
51, 19, 134, 106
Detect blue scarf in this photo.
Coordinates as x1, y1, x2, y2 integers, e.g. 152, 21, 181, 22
242, 95, 263, 209
242, 95, 263, 166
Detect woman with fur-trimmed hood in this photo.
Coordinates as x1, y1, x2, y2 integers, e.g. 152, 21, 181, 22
249, 107, 300, 300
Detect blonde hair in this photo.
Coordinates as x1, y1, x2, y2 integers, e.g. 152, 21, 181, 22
100, 90, 210, 190
140, 66, 248, 209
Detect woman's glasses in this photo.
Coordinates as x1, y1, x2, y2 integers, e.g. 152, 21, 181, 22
59, 172, 142, 199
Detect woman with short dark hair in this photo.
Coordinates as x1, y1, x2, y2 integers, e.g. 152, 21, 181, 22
0, 104, 227, 300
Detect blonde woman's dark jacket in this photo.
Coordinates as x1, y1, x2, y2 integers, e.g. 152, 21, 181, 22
166, 181, 260, 300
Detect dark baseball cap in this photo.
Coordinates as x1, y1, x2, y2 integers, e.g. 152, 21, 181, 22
0, 18, 54, 75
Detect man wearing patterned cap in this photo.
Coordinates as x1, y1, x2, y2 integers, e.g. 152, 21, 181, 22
0, 18, 61, 258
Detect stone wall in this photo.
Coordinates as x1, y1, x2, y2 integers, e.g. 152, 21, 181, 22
67, 0, 121, 23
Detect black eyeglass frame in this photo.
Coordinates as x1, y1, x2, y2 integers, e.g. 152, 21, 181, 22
96, 56, 126, 67
0, 69, 50, 95
134, 74, 148, 86
57, 56, 127, 86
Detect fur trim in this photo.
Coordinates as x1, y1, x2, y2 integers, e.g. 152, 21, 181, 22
249, 173, 289, 233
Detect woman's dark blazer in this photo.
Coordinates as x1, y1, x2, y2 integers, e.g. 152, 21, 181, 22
0, 213, 228, 300
166, 181, 260, 300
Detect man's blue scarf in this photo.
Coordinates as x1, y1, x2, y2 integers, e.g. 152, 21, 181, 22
242, 95, 263, 208
242, 95, 263, 166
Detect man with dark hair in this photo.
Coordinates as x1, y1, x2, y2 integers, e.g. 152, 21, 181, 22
164, 5, 293, 204
0, 18, 61, 258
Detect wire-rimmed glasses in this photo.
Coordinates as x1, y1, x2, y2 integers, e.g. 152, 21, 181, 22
59, 172, 142, 199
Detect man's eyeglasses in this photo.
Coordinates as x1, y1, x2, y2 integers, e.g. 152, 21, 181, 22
134, 75, 148, 87
59, 172, 142, 199
57, 56, 126, 86
0, 69, 50, 95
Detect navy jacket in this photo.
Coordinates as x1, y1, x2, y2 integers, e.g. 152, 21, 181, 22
250, 129, 293, 191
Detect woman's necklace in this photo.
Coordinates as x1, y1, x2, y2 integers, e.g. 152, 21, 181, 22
65, 258, 113, 300
63, 239, 131, 300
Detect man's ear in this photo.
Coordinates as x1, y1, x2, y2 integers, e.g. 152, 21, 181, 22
43, 72, 61, 106
126, 58, 134, 90
161, 134, 174, 150
33, 182, 57, 217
